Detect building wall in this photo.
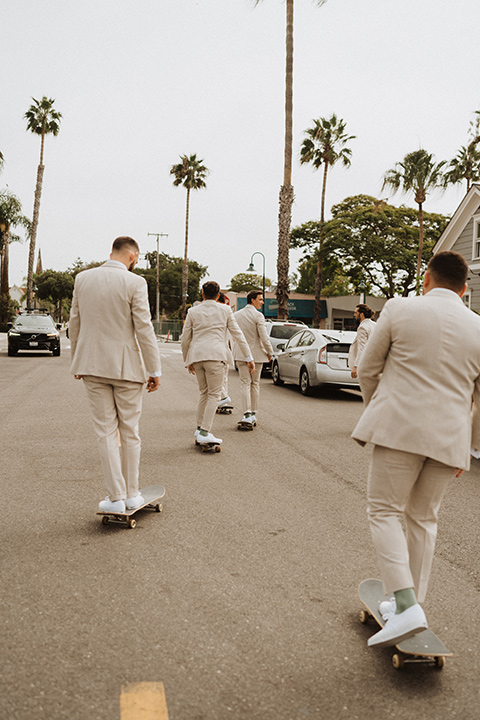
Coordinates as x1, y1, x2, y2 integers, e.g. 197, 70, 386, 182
450, 205, 480, 311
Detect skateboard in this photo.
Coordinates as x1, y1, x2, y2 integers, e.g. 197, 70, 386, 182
195, 439, 221, 453
96, 484, 165, 529
237, 419, 256, 431
216, 405, 233, 415
358, 579, 452, 669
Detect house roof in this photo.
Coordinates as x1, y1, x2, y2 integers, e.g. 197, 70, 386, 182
433, 183, 480, 254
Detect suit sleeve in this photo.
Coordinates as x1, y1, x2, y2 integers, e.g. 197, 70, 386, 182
180, 312, 193, 363
354, 324, 369, 367
131, 278, 161, 375
471, 376, 480, 451
227, 311, 252, 360
357, 302, 393, 406
69, 277, 81, 364
257, 315, 274, 356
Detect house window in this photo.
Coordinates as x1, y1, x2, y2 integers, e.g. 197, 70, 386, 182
463, 291, 471, 309
473, 218, 480, 259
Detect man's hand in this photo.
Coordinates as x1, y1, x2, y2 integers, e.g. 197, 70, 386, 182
188, 364, 196, 375
351, 367, 358, 379
248, 360, 255, 375
267, 355, 272, 362
74, 374, 83, 380
454, 467, 465, 478
146, 376, 161, 392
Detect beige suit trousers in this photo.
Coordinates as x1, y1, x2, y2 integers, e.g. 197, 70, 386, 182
367, 445, 455, 603
237, 361, 263, 414
83, 376, 144, 502
194, 361, 225, 432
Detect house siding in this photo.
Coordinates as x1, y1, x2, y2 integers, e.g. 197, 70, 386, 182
450, 205, 480, 312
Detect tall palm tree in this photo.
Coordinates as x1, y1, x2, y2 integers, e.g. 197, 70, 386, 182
444, 112, 480, 193
383, 149, 446, 294
170, 154, 209, 320
300, 114, 355, 326
253, 0, 327, 319
24, 96, 62, 307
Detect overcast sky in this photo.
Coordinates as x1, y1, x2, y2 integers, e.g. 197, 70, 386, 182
2, 0, 480, 290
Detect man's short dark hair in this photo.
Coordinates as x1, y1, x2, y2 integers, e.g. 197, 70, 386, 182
202, 281, 220, 299
356, 303, 375, 319
427, 251, 468, 292
112, 236, 139, 254
247, 290, 263, 304
217, 292, 226, 304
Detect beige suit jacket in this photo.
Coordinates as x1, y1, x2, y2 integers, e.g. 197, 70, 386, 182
232, 304, 273, 363
348, 318, 376, 368
351, 288, 480, 470
181, 300, 251, 366
69, 261, 161, 383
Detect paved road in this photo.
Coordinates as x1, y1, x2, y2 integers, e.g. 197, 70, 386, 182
1, 334, 479, 719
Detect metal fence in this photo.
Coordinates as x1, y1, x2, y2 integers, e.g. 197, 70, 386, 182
153, 320, 183, 342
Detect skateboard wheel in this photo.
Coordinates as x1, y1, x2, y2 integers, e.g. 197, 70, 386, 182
128, 518, 137, 529
359, 610, 371, 624
215, 445, 221, 452
392, 653, 405, 669
435, 656, 445, 669
102, 516, 109, 526
155, 504, 163, 512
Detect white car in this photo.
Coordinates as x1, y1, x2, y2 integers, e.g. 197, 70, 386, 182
271, 328, 359, 395
263, 320, 306, 373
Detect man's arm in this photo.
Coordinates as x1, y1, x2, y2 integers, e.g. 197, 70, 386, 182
69, 280, 80, 362
357, 302, 393, 406
131, 279, 162, 378
180, 312, 193, 363
256, 314, 274, 358
227, 311, 252, 361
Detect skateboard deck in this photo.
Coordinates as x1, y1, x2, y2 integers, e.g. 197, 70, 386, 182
358, 579, 452, 669
96, 484, 165, 529
237, 420, 255, 430
195, 439, 221, 453
216, 405, 233, 414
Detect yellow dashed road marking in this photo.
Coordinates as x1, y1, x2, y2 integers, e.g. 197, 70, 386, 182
120, 682, 169, 720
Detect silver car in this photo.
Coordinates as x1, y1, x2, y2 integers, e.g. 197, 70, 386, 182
271, 329, 359, 395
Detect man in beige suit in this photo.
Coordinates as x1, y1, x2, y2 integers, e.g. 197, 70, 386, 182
233, 291, 273, 427
348, 303, 376, 379
70, 236, 161, 513
181, 281, 253, 445
352, 251, 480, 648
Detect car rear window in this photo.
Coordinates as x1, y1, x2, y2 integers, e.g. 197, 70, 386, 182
326, 343, 351, 354
271, 325, 303, 340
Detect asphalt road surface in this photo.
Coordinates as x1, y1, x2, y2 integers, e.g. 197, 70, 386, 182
1, 333, 479, 720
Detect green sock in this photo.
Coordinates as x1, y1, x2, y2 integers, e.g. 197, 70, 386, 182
199, 429, 208, 437
394, 588, 418, 614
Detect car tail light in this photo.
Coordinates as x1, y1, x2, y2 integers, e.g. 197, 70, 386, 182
317, 347, 327, 364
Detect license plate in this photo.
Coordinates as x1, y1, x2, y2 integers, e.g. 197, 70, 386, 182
29, 341, 38, 346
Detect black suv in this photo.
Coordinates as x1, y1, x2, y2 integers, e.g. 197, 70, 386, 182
7, 309, 61, 356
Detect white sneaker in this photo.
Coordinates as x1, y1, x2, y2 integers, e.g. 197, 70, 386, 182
125, 493, 145, 510
240, 414, 253, 424
218, 396, 231, 408
197, 432, 222, 445
379, 598, 396, 621
368, 604, 428, 648
250, 413, 257, 424
99, 498, 126, 513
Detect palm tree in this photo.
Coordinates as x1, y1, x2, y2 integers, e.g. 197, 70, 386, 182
0, 190, 30, 298
24, 96, 62, 307
253, 0, 327, 319
170, 154, 209, 319
300, 114, 355, 326
383, 149, 446, 294
444, 112, 480, 193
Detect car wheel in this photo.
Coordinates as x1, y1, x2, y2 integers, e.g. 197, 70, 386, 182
7, 345, 17, 356
272, 361, 284, 386
300, 367, 311, 396
52, 347, 61, 357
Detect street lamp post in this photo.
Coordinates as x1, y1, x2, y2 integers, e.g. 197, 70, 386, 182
246, 251, 266, 316
147, 232, 168, 326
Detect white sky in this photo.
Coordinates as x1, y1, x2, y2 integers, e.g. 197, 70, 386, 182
2, 0, 480, 289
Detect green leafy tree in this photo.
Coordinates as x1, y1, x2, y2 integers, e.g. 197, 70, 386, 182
444, 111, 480, 193
309, 195, 449, 298
229, 273, 272, 293
24, 97, 62, 308
0, 190, 30, 298
252, 0, 328, 319
170, 154, 209, 320
382, 149, 446, 294
299, 114, 355, 325
136, 252, 207, 318
35, 269, 74, 323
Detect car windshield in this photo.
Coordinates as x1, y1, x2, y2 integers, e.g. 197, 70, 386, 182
271, 325, 304, 340
14, 316, 55, 330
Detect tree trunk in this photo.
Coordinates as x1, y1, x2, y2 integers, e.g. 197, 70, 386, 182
276, 0, 294, 320
27, 163, 44, 307
0, 226, 9, 296
181, 187, 190, 320
415, 201, 424, 295
313, 162, 329, 328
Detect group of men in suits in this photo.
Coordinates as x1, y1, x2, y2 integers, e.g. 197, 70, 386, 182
70, 238, 480, 652
180, 284, 273, 443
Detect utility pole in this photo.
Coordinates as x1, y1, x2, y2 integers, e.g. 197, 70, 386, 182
147, 232, 169, 325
